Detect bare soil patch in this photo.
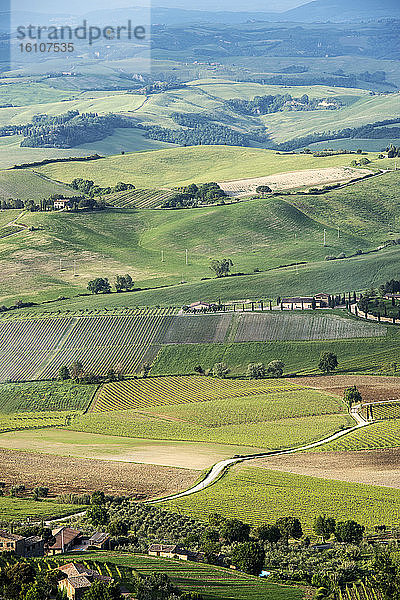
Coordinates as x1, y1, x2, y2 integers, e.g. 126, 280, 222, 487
252, 448, 400, 489
219, 167, 372, 197
0, 448, 198, 499
288, 375, 400, 403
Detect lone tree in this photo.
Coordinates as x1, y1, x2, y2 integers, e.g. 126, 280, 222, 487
267, 360, 285, 378
343, 385, 362, 408
87, 277, 111, 295
212, 362, 230, 378
275, 517, 303, 542
231, 541, 265, 576
115, 274, 134, 292
210, 258, 233, 278
247, 363, 266, 379
59, 365, 70, 380
70, 360, 84, 381
335, 520, 365, 544
318, 352, 338, 374
313, 515, 336, 542
256, 185, 272, 197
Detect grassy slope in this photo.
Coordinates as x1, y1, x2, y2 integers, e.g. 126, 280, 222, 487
0, 496, 84, 520
70, 551, 304, 600
0, 170, 76, 201
164, 464, 400, 531
1, 160, 399, 305
33, 146, 376, 188
262, 93, 400, 143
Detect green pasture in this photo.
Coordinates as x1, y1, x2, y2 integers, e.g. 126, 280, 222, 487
0, 381, 96, 414
0, 496, 84, 520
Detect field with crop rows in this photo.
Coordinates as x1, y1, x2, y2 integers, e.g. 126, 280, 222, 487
162, 314, 233, 344
361, 401, 400, 420
71, 379, 350, 449
0, 225, 24, 238
316, 419, 400, 452
105, 188, 176, 209
92, 376, 306, 412
0, 410, 76, 433
339, 583, 383, 600
0, 381, 96, 413
0, 310, 174, 381
234, 313, 385, 342
164, 465, 400, 531
55, 552, 303, 600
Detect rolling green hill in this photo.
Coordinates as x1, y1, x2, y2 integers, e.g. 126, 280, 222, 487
0, 165, 399, 306
33, 145, 379, 188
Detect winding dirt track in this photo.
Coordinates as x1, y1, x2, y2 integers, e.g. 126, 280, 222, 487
149, 406, 368, 504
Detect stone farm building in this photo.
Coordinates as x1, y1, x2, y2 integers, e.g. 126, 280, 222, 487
46, 527, 110, 554
53, 198, 72, 210
281, 293, 330, 310
0, 530, 44, 557
58, 562, 112, 600
148, 544, 203, 562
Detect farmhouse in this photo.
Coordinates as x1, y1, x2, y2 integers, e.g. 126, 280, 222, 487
0, 530, 44, 557
54, 198, 72, 210
47, 527, 82, 555
189, 301, 212, 311
58, 562, 112, 600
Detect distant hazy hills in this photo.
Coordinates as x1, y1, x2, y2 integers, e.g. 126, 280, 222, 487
283, 0, 400, 22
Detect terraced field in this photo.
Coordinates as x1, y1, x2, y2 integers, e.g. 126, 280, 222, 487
339, 584, 383, 600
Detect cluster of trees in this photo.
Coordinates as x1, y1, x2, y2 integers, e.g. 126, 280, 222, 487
59, 361, 124, 384
71, 178, 135, 198
87, 274, 134, 295
227, 94, 341, 116
139, 113, 267, 148
387, 144, 400, 158
162, 182, 227, 209
18, 111, 135, 149
247, 361, 285, 378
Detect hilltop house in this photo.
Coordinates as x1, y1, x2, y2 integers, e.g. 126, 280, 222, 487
58, 562, 112, 600
54, 198, 72, 210
0, 530, 44, 557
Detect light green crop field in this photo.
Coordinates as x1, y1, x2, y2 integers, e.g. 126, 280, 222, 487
0, 82, 78, 107
0, 496, 84, 520
68, 384, 351, 448
33, 145, 378, 188
151, 332, 398, 377
0, 411, 78, 434
164, 465, 400, 531
0, 381, 96, 414
315, 419, 400, 452
68, 551, 304, 600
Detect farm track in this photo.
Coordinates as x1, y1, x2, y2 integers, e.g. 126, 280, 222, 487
150, 405, 369, 504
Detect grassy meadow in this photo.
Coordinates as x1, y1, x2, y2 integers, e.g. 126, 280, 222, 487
0, 381, 96, 413
0, 496, 84, 520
